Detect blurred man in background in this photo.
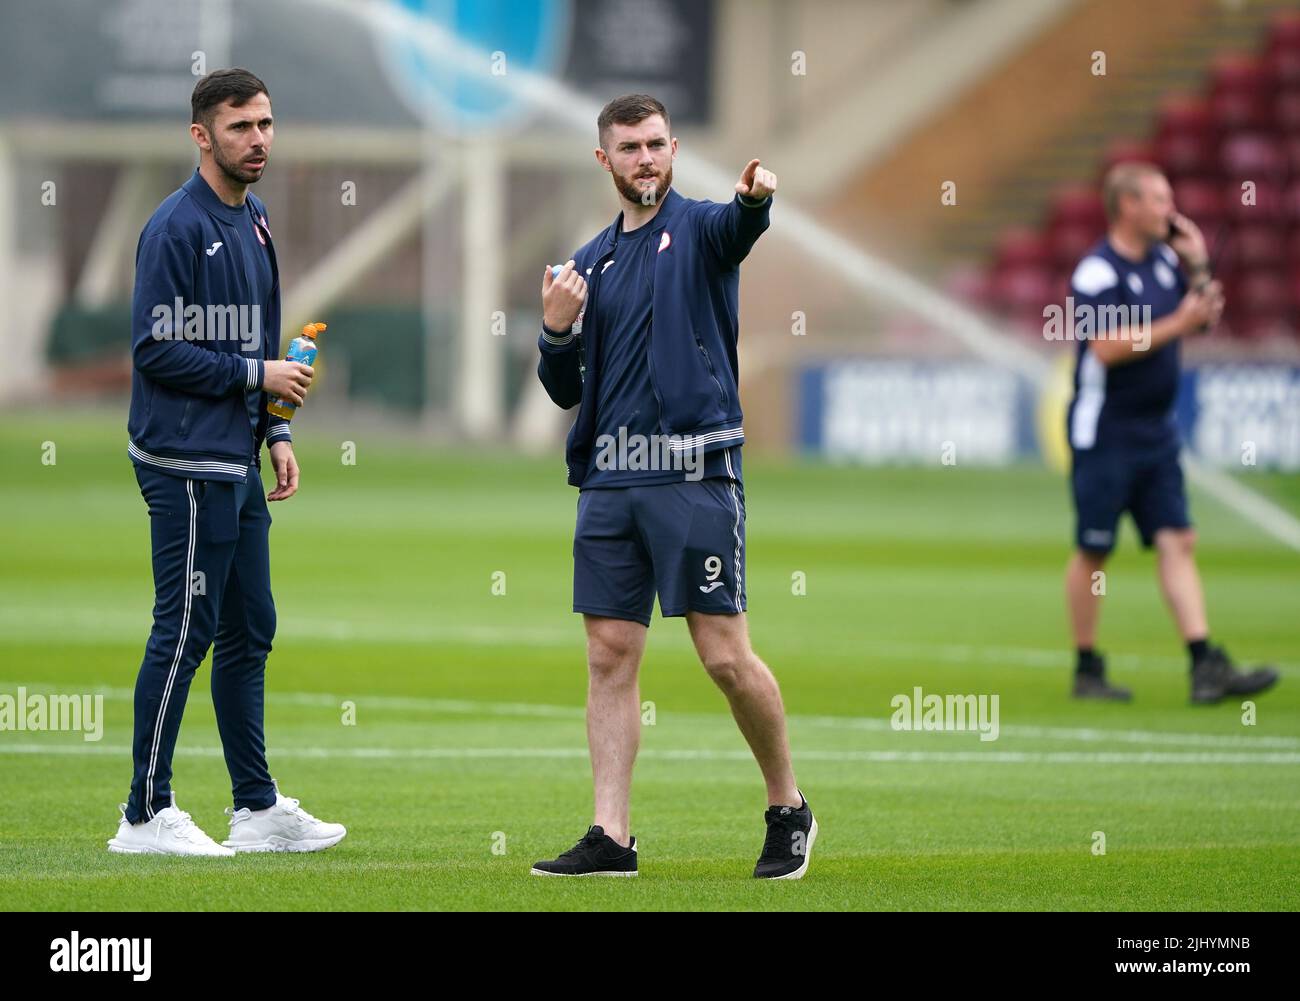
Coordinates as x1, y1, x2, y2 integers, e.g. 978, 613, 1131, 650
532, 94, 815, 879
1064, 162, 1280, 705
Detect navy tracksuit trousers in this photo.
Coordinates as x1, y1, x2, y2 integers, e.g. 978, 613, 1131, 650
126, 465, 277, 823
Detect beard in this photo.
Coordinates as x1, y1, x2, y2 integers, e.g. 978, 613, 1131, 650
212, 137, 267, 186
612, 162, 672, 208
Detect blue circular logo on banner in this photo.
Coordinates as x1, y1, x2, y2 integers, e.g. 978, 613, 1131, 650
378, 0, 572, 130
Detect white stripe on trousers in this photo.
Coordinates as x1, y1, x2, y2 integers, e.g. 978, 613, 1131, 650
722, 450, 744, 613
144, 478, 197, 819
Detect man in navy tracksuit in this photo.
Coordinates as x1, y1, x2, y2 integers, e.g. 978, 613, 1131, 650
108, 69, 344, 856
530, 96, 816, 880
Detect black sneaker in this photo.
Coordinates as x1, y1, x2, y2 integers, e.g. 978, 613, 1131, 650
753, 792, 816, 880
1191, 645, 1280, 705
530, 825, 638, 877
1071, 654, 1132, 701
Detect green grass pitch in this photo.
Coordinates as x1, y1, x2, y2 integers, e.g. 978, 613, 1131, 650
1, 411, 1297, 910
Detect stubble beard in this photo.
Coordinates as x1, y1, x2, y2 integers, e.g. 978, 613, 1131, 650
613, 162, 672, 208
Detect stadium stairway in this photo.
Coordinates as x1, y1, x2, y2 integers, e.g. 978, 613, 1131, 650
942, 0, 1298, 271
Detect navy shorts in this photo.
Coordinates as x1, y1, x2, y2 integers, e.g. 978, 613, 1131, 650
1071, 440, 1191, 553
573, 477, 747, 626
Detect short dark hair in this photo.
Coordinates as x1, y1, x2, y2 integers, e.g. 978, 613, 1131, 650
191, 68, 269, 132
597, 94, 669, 149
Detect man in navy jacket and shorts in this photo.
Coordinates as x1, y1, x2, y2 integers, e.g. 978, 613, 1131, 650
532, 95, 815, 880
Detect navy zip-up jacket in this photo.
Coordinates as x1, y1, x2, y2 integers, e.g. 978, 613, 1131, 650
537, 187, 771, 486
127, 169, 291, 483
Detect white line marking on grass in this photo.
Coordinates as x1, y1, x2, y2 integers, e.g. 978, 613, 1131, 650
5, 610, 1297, 677
0, 608, 576, 648
2, 683, 589, 719
6, 682, 1298, 750
2, 743, 1297, 765
1185, 458, 1300, 552
793, 715, 1300, 749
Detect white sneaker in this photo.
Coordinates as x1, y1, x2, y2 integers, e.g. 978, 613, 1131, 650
222, 782, 346, 853
107, 795, 235, 857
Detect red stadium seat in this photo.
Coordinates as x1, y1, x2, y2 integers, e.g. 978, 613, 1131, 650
1284, 181, 1300, 227
1229, 313, 1294, 341
1100, 139, 1158, 175
1276, 91, 1300, 134
1286, 227, 1300, 264
1209, 53, 1270, 99
1267, 48, 1300, 90
1211, 90, 1274, 133
1046, 186, 1106, 232
1222, 179, 1284, 223
1230, 271, 1293, 337
1232, 225, 1286, 268
1049, 271, 1072, 309
1172, 179, 1225, 228
1156, 132, 1220, 179
1268, 11, 1300, 54
991, 266, 1053, 315
1049, 224, 1102, 270
1221, 133, 1287, 184
993, 227, 1052, 272
1156, 95, 1215, 141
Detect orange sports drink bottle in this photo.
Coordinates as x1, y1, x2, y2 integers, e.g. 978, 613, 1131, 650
267, 322, 325, 420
